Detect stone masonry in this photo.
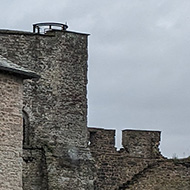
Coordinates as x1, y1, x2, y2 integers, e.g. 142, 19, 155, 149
0, 56, 38, 190
0, 72, 23, 190
0, 27, 95, 190
88, 127, 190, 190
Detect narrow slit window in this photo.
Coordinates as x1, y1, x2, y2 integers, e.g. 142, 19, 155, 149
23, 110, 30, 147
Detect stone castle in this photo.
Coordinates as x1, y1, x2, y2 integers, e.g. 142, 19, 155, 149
0, 23, 189, 190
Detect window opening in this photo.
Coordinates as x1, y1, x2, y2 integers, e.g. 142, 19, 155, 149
23, 110, 30, 147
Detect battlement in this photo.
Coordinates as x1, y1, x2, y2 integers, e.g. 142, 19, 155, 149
88, 128, 162, 158
122, 129, 161, 158
88, 128, 116, 152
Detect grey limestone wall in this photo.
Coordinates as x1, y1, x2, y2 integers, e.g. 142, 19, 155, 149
122, 129, 162, 159
88, 128, 161, 190
0, 72, 23, 190
0, 29, 95, 190
89, 128, 116, 152
123, 159, 190, 190
0, 30, 88, 147
88, 128, 190, 190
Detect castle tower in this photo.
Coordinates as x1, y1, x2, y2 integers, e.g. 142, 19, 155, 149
0, 23, 95, 190
0, 56, 39, 190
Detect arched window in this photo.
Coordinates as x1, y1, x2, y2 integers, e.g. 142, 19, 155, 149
22, 110, 30, 147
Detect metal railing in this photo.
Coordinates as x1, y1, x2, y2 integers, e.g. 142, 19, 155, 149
33, 22, 68, 34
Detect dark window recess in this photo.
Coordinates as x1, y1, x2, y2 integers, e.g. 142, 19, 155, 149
23, 110, 30, 147
89, 131, 96, 145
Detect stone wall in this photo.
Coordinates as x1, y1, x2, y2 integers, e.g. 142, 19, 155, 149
22, 148, 48, 190
122, 129, 161, 159
123, 159, 190, 190
0, 72, 23, 190
0, 29, 95, 190
88, 127, 190, 190
0, 29, 89, 147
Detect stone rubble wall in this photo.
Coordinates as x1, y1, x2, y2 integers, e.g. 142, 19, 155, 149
122, 129, 162, 159
88, 127, 190, 190
0, 30, 89, 148
123, 159, 190, 190
0, 30, 95, 190
0, 73, 23, 190
22, 148, 48, 190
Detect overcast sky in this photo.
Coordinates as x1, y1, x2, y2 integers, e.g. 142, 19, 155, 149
1, 0, 190, 158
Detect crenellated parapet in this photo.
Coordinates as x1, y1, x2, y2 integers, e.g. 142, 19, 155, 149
88, 127, 164, 190
122, 129, 162, 159
88, 127, 116, 152
88, 127, 162, 159
88, 127, 190, 190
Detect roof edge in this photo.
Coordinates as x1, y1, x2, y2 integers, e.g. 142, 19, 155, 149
0, 65, 40, 79
0, 55, 40, 79
0, 29, 90, 36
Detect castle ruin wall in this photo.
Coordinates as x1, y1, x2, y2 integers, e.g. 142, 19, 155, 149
0, 72, 23, 190
0, 29, 95, 190
88, 127, 190, 190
